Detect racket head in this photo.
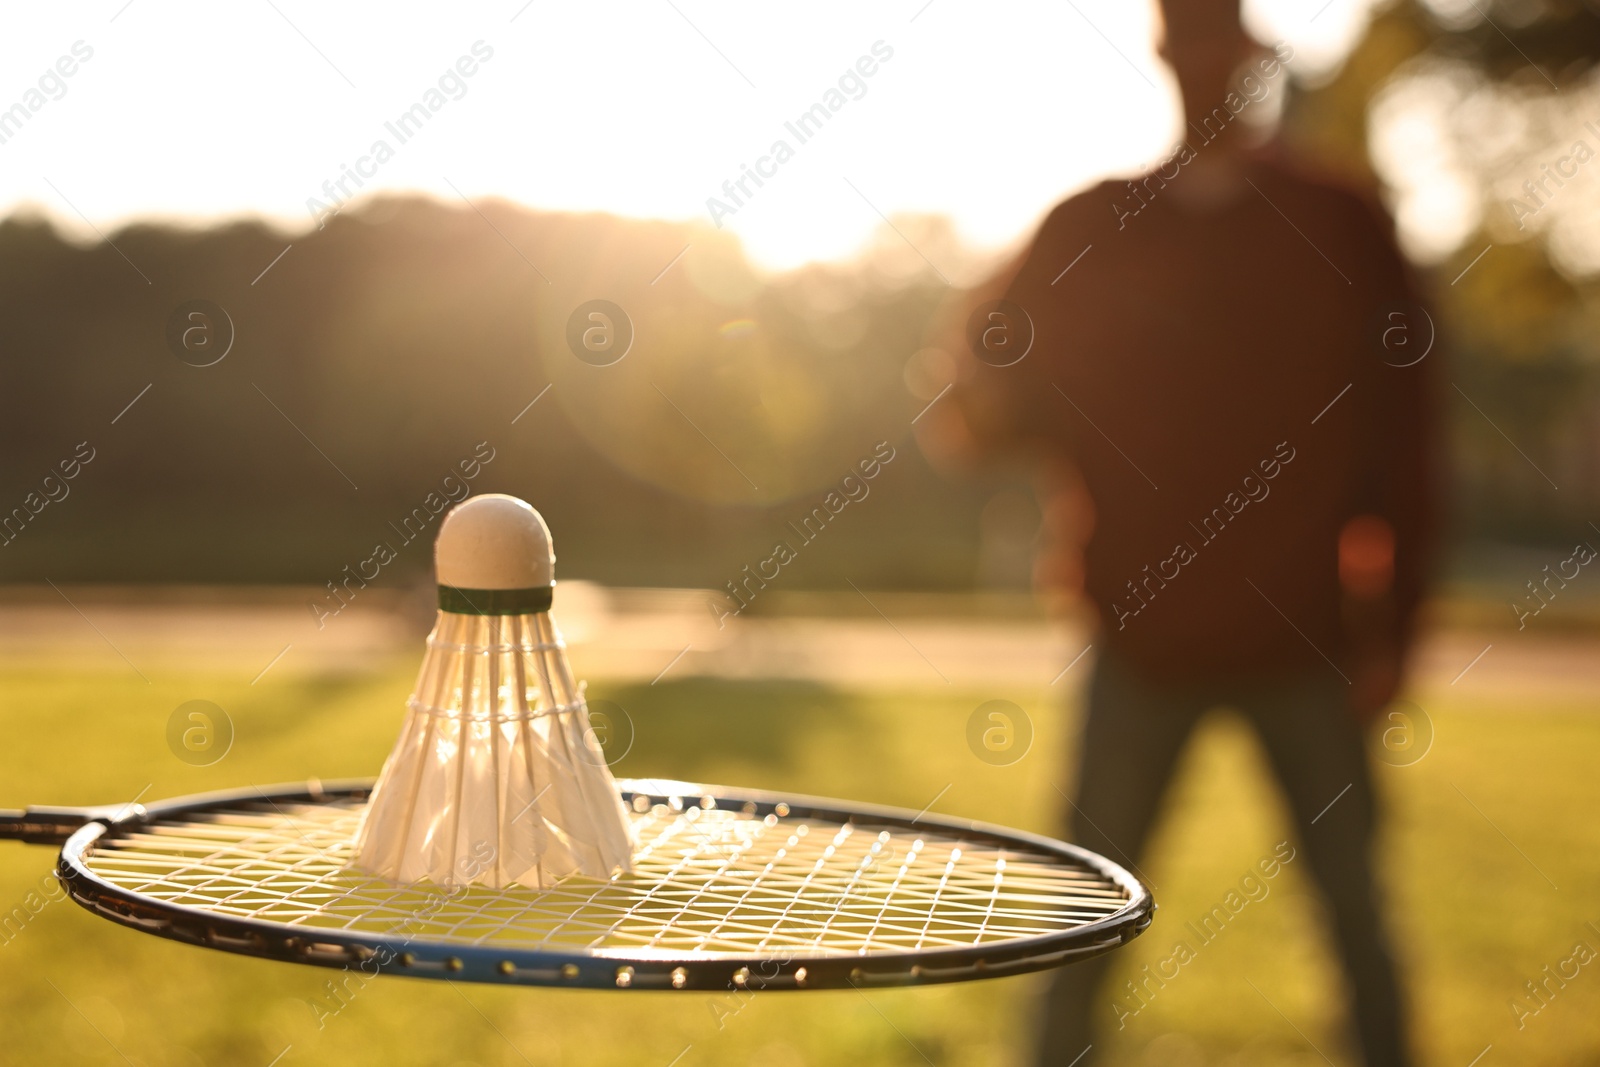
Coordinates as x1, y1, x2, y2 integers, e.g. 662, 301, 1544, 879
57, 779, 1152, 991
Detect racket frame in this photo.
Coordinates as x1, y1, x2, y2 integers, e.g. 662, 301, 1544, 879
49, 779, 1153, 992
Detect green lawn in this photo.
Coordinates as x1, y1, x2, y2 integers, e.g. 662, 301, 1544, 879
0, 663, 1596, 1066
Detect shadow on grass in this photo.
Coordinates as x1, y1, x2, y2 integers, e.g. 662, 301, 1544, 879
587, 676, 865, 785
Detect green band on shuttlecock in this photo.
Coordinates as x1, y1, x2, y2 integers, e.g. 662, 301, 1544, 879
437, 584, 554, 616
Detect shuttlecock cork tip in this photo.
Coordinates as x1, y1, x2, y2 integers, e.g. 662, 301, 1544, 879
435, 494, 554, 590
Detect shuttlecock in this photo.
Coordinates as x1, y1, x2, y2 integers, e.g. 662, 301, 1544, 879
352, 494, 633, 888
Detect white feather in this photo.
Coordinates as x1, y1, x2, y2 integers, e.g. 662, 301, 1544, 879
353, 609, 633, 888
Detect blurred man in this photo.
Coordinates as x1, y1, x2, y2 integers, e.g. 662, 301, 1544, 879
919, 1, 1438, 1064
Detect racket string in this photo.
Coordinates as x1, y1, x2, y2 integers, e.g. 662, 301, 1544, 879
81, 799, 1132, 957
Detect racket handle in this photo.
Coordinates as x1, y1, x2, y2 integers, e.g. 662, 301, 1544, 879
0, 803, 147, 845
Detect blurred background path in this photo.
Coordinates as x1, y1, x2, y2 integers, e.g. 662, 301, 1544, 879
3, 583, 1588, 699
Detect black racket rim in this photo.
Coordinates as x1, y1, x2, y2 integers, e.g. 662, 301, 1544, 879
56, 778, 1153, 992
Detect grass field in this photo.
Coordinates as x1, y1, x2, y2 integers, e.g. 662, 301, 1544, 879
1, 660, 1597, 1067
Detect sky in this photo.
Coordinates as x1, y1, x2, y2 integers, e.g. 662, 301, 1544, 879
1, 0, 1379, 270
